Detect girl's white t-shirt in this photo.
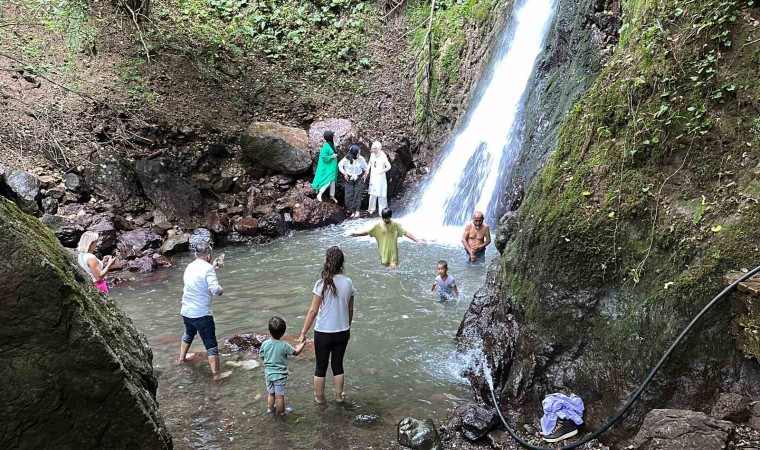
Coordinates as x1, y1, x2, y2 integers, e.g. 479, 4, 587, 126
313, 274, 355, 333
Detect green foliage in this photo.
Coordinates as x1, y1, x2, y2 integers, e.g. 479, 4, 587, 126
150, 0, 377, 74
19, 0, 98, 53
115, 58, 156, 102
407, 0, 498, 130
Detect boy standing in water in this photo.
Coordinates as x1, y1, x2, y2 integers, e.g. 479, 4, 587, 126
430, 260, 459, 300
350, 207, 423, 268
260, 317, 305, 416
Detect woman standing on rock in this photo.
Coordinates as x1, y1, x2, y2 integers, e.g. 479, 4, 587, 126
365, 141, 391, 216
312, 130, 339, 203
76, 231, 114, 294
299, 246, 354, 404
338, 144, 368, 219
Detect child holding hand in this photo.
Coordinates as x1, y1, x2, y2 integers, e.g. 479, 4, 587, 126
260, 316, 305, 415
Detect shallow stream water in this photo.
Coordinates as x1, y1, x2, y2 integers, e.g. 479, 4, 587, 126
114, 219, 493, 449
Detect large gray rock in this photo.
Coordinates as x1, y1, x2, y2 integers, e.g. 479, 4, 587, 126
134, 158, 204, 227
397, 417, 442, 450
1, 166, 41, 214
84, 150, 144, 212
711, 393, 751, 422
632, 409, 732, 450
40, 214, 84, 247
307, 118, 359, 160
240, 122, 311, 175
0, 198, 172, 448
160, 232, 190, 255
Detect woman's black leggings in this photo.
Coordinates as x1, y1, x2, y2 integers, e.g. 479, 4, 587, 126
314, 329, 350, 377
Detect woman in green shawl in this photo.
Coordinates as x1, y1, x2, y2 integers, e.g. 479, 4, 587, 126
312, 130, 339, 202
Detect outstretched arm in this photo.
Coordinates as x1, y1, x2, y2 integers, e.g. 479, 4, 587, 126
350, 230, 370, 237
299, 294, 323, 343
292, 341, 306, 356
404, 231, 422, 245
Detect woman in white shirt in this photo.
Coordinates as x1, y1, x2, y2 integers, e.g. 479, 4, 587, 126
76, 231, 115, 293
299, 246, 355, 404
364, 141, 391, 216
338, 144, 368, 219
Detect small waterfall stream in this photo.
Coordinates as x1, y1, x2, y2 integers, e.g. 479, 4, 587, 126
403, 0, 558, 243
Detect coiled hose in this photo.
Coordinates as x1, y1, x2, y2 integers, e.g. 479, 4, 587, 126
490, 265, 760, 450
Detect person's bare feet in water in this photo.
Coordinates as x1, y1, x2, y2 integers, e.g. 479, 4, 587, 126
213, 370, 232, 381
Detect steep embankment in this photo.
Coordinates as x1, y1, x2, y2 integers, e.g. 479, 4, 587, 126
459, 0, 760, 444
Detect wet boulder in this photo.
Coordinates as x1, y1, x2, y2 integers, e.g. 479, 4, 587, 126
710, 393, 752, 422
0, 198, 172, 448
128, 255, 158, 273
225, 333, 263, 351
160, 232, 190, 255
461, 405, 498, 441
233, 216, 258, 236
257, 212, 287, 237
188, 227, 214, 250
134, 158, 204, 227
218, 231, 247, 246
151, 221, 174, 236
40, 214, 84, 247
207, 212, 230, 234
84, 150, 144, 212
117, 229, 162, 257
240, 122, 311, 175
290, 198, 345, 230
397, 417, 442, 450
307, 118, 359, 160
632, 409, 732, 450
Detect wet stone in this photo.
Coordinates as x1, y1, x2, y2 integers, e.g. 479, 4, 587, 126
41, 197, 59, 215
461, 405, 498, 441
188, 227, 214, 250
711, 393, 752, 422
397, 417, 442, 450
632, 409, 732, 450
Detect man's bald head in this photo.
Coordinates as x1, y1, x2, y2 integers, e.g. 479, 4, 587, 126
472, 211, 485, 228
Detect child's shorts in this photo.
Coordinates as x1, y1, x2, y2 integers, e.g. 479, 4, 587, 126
266, 377, 287, 396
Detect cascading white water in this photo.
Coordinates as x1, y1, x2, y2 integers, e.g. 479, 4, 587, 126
403, 0, 558, 244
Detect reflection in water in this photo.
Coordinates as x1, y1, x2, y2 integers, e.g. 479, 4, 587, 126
114, 221, 491, 449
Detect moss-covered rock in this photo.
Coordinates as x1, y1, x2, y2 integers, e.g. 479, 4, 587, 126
0, 198, 172, 449
459, 0, 760, 443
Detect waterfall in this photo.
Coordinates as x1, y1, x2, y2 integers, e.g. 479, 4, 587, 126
403, 0, 558, 244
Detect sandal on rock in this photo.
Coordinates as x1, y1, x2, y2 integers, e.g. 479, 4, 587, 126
314, 396, 326, 405
334, 392, 345, 403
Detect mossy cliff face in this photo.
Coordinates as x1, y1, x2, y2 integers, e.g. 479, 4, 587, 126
459, 0, 760, 442
0, 198, 172, 449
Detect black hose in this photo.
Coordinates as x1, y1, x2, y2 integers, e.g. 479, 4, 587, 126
489, 265, 760, 450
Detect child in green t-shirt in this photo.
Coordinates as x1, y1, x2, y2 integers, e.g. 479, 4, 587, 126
260, 316, 305, 415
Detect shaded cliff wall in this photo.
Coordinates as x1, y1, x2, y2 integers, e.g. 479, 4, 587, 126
0, 198, 172, 449
459, 0, 760, 443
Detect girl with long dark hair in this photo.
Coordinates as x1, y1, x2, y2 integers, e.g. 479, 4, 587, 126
312, 130, 339, 202
299, 246, 355, 403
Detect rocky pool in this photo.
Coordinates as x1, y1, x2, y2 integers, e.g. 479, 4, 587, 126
114, 219, 492, 449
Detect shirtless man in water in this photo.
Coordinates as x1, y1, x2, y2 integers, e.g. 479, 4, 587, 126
462, 211, 491, 263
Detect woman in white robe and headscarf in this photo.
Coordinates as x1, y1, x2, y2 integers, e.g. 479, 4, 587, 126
364, 141, 391, 216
